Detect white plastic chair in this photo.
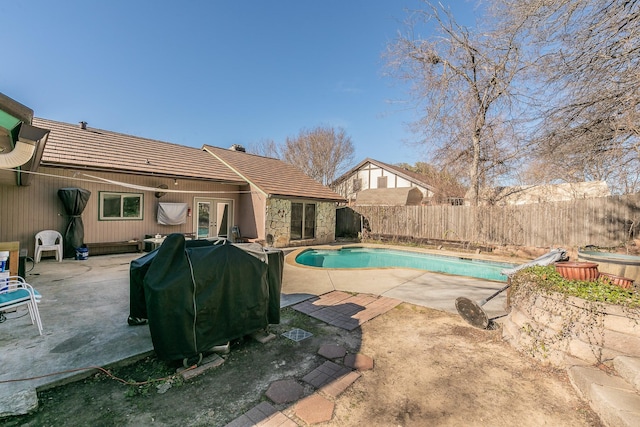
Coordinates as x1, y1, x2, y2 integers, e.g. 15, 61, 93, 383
35, 230, 63, 263
0, 276, 43, 335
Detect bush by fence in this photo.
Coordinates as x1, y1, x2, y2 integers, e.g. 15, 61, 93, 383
339, 193, 640, 249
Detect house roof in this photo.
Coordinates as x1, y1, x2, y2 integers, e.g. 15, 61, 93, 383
203, 145, 346, 202
356, 187, 424, 206
34, 118, 246, 184
332, 157, 436, 192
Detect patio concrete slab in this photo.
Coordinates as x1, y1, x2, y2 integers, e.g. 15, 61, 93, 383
0, 253, 152, 417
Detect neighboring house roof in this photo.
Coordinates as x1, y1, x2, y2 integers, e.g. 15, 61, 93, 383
332, 157, 436, 192
356, 187, 424, 206
34, 118, 246, 184
470, 181, 611, 205
203, 145, 345, 202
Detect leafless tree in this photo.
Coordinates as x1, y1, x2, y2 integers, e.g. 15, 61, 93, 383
386, 1, 530, 205
497, 0, 640, 194
282, 125, 355, 186
248, 138, 281, 158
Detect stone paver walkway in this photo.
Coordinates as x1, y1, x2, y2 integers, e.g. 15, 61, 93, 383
291, 291, 402, 331
225, 332, 375, 426
302, 361, 352, 388
224, 401, 297, 427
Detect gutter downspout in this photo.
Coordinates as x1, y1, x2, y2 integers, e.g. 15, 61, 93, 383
0, 123, 50, 169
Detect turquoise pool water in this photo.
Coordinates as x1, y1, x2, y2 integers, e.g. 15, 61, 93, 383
295, 247, 516, 282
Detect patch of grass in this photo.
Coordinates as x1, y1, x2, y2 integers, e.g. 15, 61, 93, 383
275, 307, 326, 337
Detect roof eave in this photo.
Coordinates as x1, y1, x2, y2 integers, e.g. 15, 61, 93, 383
266, 192, 346, 203
39, 162, 248, 185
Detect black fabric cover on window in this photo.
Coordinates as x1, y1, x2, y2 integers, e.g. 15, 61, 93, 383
129, 234, 283, 361
57, 187, 91, 258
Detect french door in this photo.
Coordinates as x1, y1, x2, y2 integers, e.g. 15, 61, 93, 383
194, 198, 233, 239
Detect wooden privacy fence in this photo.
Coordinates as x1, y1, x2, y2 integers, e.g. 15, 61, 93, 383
342, 193, 640, 248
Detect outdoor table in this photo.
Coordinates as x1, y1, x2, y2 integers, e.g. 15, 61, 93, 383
143, 237, 165, 252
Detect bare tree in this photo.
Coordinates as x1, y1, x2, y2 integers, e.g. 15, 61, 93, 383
386, 1, 529, 205
498, 0, 640, 194
282, 125, 355, 186
248, 138, 281, 158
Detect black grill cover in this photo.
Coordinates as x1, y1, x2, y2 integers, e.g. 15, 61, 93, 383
129, 234, 283, 361
57, 187, 91, 258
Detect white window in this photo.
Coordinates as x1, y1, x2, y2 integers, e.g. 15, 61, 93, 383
99, 192, 143, 220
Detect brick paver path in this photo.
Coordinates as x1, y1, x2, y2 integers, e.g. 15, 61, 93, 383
294, 394, 335, 425
265, 379, 304, 404
292, 291, 401, 330
302, 360, 352, 388
226, 292, 384, 426
225, 401, 297, 427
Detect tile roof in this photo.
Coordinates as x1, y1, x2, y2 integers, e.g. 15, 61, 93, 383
34, 118, 245, 184
356, 187, 424, 206
203, 145, 345, 201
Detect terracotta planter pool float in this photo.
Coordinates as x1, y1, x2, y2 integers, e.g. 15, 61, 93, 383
554, 261, 599, 281
598, 272, 635, 289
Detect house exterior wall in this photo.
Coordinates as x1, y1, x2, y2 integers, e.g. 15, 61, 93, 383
334, 161, 431, 204
0, 167, 241, 256
236, 184, 266, 241
265, 197, 336, 248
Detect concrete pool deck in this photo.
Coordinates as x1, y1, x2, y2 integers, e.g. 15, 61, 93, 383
0, 245, 517, 417
285, 245, 514, 318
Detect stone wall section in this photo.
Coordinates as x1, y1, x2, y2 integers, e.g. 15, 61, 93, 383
503, 291, 640, 367
265, 198, 336, 248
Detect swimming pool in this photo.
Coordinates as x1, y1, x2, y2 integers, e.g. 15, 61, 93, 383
295, 247, 516, 282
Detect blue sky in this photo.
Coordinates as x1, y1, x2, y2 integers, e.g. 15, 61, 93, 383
2, 1, 478, 167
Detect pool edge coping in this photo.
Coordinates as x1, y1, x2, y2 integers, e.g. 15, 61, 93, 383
286, 243, 528, 282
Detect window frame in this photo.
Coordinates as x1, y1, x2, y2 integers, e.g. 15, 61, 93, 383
290, 201, 316, 240
98, 191, 144, 221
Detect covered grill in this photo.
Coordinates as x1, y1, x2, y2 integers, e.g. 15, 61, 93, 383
129, 234, 283, 362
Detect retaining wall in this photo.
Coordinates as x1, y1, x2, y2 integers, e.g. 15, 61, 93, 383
503, 291, 640, 367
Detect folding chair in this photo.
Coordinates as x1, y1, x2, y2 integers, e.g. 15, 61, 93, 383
0, 276, 43, 335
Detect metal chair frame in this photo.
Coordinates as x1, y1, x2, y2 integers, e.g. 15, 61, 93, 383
0, 276, 43, 335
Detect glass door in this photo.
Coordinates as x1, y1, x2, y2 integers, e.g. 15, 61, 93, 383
215, 202, 230, 238
194, 198, 232, 239
196, 200, 212, 239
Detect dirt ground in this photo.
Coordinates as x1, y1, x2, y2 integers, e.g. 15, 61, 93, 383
5, 303, 602, 427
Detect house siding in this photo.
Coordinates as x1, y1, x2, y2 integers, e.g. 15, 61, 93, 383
334, 161, 432, 204
236, 184, 266, 241
265, 198, 336, 247
0, 167, 241, 256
